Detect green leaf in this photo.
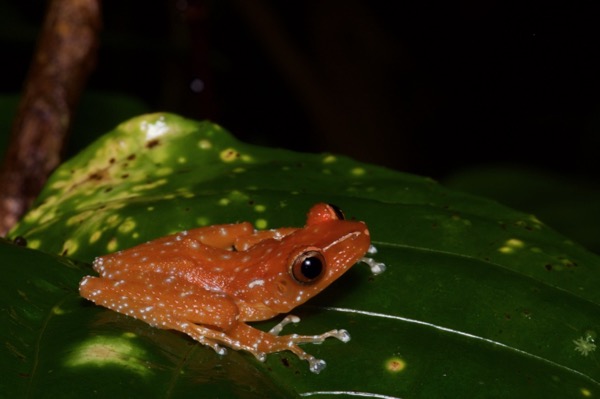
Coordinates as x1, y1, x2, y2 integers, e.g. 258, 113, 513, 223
444, 164, 600, 253
4, 113, 600, 397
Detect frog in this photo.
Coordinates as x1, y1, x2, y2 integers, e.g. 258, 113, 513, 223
79, 203, 385, 373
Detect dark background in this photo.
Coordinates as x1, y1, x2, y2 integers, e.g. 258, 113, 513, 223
1, 0, 599, 249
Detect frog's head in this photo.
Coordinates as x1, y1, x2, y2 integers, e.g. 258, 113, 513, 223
257, 203, 371, 315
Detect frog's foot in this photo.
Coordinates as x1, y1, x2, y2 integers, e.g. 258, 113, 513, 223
268, 315, 350, 344
282, 329, 350, 373
174, 321, 270, 362
174, 321, 228, 356
264, 315, 351, 373
188, 321, 349, 373
359, 246, 386, 275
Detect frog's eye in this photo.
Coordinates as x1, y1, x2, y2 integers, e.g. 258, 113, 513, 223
290, 250, 325, 284
327, 203, 345, 220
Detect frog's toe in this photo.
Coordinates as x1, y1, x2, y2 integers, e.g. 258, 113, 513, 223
252, 351, 267, 362
336, 329, 351, 343
201, 338, 227, 355
358, 256, 386, 275
308, 357, 327, 374
269, 314, 300, 335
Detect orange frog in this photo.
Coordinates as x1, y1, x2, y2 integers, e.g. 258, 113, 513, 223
79, 203, 385, 373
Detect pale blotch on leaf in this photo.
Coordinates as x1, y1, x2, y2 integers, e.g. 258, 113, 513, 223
254, 204, 266, 213
62, 239, 79, 256
351, 167, 366, 176
118, 218, 137, 234
196, 216, 210, 226
322, 154, 337, 164
228, 190, 249, 201
233, 167, 246, 173
28, 239, 41, 249
450, 214, 472, 227
499, 238, 525, 254
51, 180, 68, 190
529, 214, 543, 225
39, 209, 58, 224
220, 148, 239, 162
219, 198, 231, 206
131, 178, 168, 192
198, 139, 212, 149
106, 214, 122, 227
107, 238, 118, 252
52, 305, 66, 315
24, 208, 43, 223
64, 335, 150, 377
89, 230, 102, 244
177, 156, 187, 164
156, 167, 173, 177
67, 210, 94, 227
580, 388, 592, 397
255, 219, 268, 229
179, 191, 195, 199
385, 357, 406, 373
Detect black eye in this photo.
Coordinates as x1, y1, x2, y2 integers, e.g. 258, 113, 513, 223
290, 250, 325, 284
327, 203, 345, 220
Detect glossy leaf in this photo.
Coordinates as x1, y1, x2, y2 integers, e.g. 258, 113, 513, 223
4, 113, 600, 397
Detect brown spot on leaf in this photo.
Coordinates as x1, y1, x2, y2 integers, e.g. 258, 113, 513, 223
89, 172, 104, 180
146, 139, 160, 149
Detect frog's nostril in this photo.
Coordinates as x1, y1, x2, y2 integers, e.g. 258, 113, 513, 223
277, 280, 287, 294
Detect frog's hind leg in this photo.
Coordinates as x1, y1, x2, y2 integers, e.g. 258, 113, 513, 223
79, 275, 240, 354
223, 318, 350, 374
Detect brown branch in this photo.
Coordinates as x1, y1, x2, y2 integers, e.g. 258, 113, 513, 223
0, 0, 102, 236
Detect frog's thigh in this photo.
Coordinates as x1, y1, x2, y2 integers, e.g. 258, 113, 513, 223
80, 275, 239, 331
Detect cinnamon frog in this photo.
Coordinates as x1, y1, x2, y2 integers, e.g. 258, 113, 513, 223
79, 203, 385, 373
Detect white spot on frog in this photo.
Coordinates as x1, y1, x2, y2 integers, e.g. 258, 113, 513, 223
248, 279, 265, 289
